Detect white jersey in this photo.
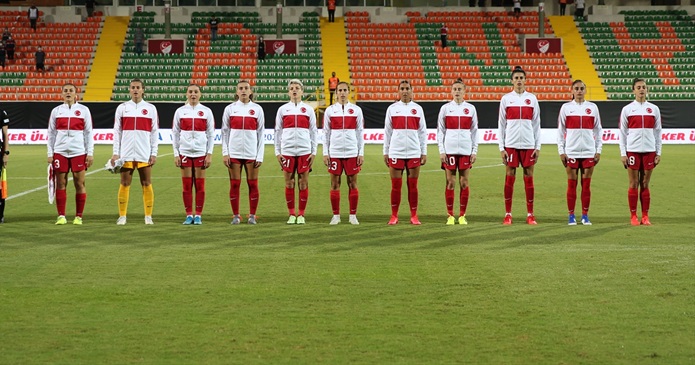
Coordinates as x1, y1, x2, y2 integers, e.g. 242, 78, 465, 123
557, 100, 603, 158
383, 101, 427, 159
619, 100, 662, 156
498, 91, 541, 151
113, 99, 159, 162
322, 102, 364, 158
221, 100, 265, 162
437, 100, 479, 156
172, 103, 215, 158
47, 102, 94, 158
274, 101, 318, 157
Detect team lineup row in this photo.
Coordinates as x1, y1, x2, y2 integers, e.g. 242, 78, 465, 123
2, 67, 661, 226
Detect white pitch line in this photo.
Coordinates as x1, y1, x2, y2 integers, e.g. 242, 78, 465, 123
6, 160, 503, 200
6, 153, 174, 200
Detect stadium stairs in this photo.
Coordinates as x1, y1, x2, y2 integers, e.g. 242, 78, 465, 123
319, 16, 351, 104
83, 16, 129, 101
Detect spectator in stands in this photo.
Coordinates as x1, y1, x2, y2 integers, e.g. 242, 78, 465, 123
498, 66, 541, 225
28, 5, 39, 31
209, 16, 219, 42
257, 36, 265, 61
513, 0, 521, 18
35, 45, 45, 72
134, 28, 144, 55
328, 72, 339, 105
559, 0, 568, 16
440, 24, 448, 48
1, 28, 10, 43
575, 0, 585, 20
327, 0, 336, 23
0, 42, 5, 68
85, 0, 96, 18
5, 36, 14, 60
619, 78, 662, 226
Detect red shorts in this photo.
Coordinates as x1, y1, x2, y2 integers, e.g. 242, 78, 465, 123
179, 155, 206, 168
52, 153, 87, 173
229, 158, 256, 165
566, 157, 596, 169
281, 154, 312, 174
441, 155, 472, 171
626, 151, 656, 170
327, 157, 361, 176
505, 148, 536, 168
388, 157, 421, 170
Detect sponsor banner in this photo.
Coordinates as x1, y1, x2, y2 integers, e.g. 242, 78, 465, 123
9, 129, 695, 145
264, 39, 297, 56
148, 39, 185, 55
525, 37, 562, 54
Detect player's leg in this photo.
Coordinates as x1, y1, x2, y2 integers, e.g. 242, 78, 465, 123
72, 169, 87, 224
245, 161, 261, 224
389, 166, 404, 224
228, 162, 242, 223
117, 167, 134, 224
458, 167, 471, 225
406, 165, 421, 225
444, 167, 456, 223
55, 170, 69, 224
627, 164, 640, 225
192, 166, 206, 224
580, 165, 595, 225
285, 168, 297, 223
329, 173, 341, 224
181, 165, 194, 224
138, 165, 154, 224
639, 168, 654, 225
346, 172, 359, 225
522, 161, 537, 224
297, 169, 310, 222
503, 165, 516, 224
566, 165, 578, 225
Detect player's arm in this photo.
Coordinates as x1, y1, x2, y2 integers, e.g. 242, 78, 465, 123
84, 107, 95, 168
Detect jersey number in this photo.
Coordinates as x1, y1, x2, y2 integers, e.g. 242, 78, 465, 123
628, 156, 636, 166
329, 161, 338, 171
390, 158, 398, 165
448, 156, 456, 166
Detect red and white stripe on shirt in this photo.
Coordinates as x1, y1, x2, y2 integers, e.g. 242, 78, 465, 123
172, 103, 215, 158
498, 91, 541, 151
274, 101, 317, 157
619, 100, 662, 156
113, 99, 159, 163
557, 100, 603, 158
47, 102, 94, 158
221, 100, 265, 162
437, 100, 479, 156
383, 101, 427, 159
322, 102, 364, 159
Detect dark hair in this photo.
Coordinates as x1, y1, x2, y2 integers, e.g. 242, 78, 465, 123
235, 79, 254, 101
452, 78, 465, 86
570, 80, 585, 100
511, 66, 526, 78
632, 77, 646, 89
62, 83, 77, 90
130, 78, 145, 87
336, 81, 350, 89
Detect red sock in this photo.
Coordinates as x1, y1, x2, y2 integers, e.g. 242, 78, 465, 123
230, 179, 241, 215
460, 187, 469, 216
348, 188, 359, 215
581, 178, 591, 215
285, 187, 295, 216
390, 177, 402, 216
56, 189, 67, 216
445, 188, 454, 216
194, 178, 205, 215
182, 177, 193, 215
407, 177, 418, 217
640, 187, 650, 216
248, 179, 259, 215
567, 179, 578, 214
75, 193, 86, 217
504, 175, 515, 214
523, 176, 534, 214
298, 188, 309, 216
330, 190, 340, 215
628, 188, 639, 215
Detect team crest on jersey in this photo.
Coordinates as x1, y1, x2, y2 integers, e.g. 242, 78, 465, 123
301, 107, 307, 113
249, 109, 255, 116
646, 108, 652, 114
75, 110, 81, 116
198, 111, 204, 117
525, 99, 531, 105
463, 108, 469, 115
142, 109, 148, 115
348, 108, 354, 114
585, 108, 591, 115
411, 109, 417, 115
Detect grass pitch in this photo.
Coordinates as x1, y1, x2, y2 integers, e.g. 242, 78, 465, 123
1, 144, 693, 364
